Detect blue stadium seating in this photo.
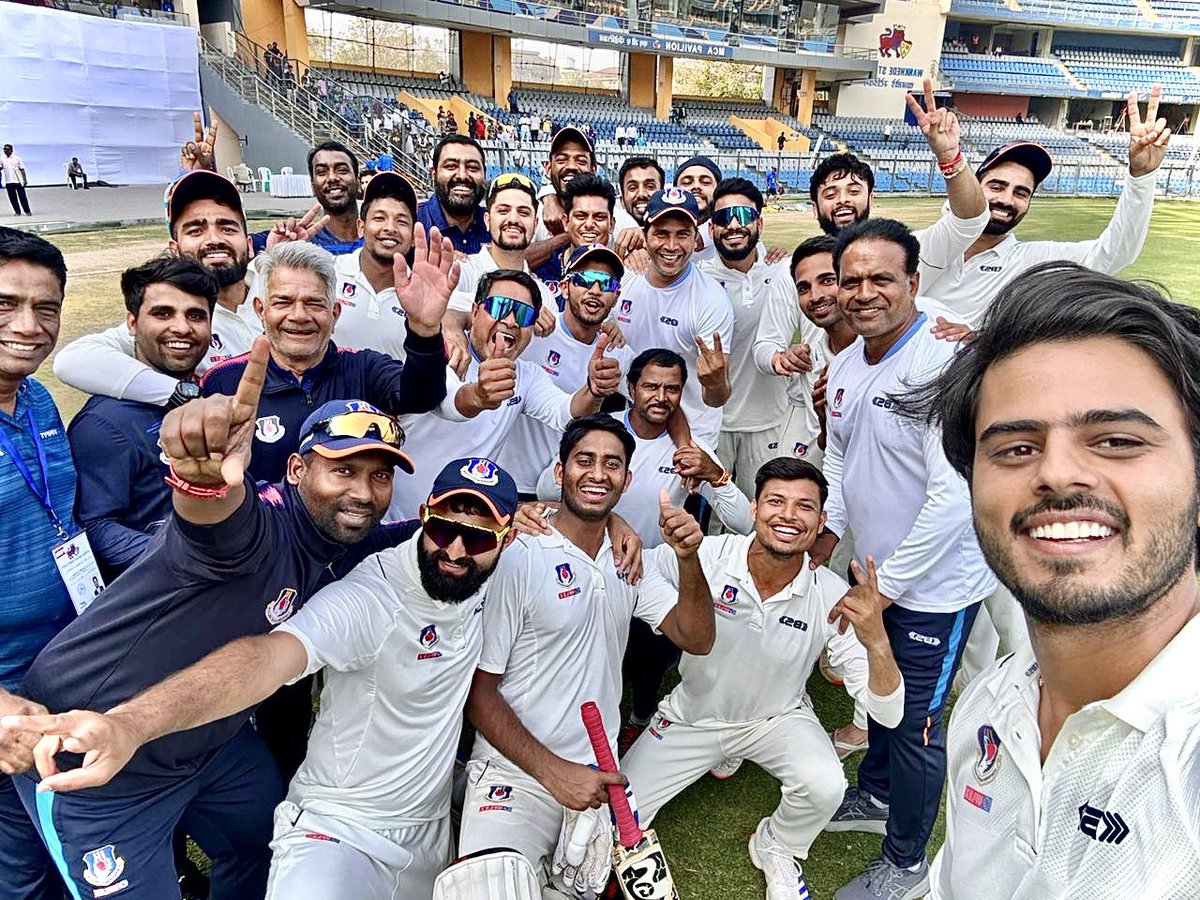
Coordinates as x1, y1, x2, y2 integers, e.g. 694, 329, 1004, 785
1055, 48, 1200, 101
938, 52, 1084, 97
948, 0, 1200, 33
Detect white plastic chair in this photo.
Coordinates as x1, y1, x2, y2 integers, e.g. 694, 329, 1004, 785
258, 167, 272, 192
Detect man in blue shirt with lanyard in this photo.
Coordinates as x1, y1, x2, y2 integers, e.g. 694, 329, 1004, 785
0, 227, 82, 899
7, 339, 424, 900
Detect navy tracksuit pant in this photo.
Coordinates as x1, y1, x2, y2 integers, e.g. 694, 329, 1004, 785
856, 600, 980, 868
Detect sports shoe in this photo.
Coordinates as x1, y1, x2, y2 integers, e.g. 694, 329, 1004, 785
824, 786, 889, 834
828, 724, 869, 760
618, 721, 646, 757
747, 817, 811, 900
709, 757, 744, 780
818, 649, 844, 686
833, 855, 928, 900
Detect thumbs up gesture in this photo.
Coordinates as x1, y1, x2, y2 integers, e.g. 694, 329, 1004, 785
586, 332, 621, 399
472, 333, 518, 409
658, 489, 703, 559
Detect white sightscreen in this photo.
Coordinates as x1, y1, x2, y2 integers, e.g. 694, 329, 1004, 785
0, 4, 201, 186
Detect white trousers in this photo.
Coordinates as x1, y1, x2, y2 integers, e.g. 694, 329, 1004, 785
458, 757, 563, 872
717, 426, 783, 499
265, 800, 452, 900
777, 403, 825, 471
958, 583, 1030, 687
620, 705, 845, 859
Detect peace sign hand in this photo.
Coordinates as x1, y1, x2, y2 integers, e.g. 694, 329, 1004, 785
1128, 84, 1172, 177
160, 336, 269, 486
395, 223, 460, 338
827, 556, 892, 650
906, 78, 960, 164
265, 204, 332, 250
180, 110, 219, 172
694, 333, 728, 394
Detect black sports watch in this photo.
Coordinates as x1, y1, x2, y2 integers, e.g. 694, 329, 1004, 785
166, 381, 201, 410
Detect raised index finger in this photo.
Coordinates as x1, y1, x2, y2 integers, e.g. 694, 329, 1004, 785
231, 336, 270, 425
694, 334, 711, 355
192, 110, 204, 142
923, 77, 937, 113
297, 202, 322, 229
904, 92, 925, 121
1126, 91, 1143, 131
1145, 83, 1162, 127
864, 554, 879, 590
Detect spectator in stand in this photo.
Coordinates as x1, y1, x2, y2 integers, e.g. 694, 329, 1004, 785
541, 113, 553, 142
67, 157, 88, 190
508, 86, 519, 114
627, 122, 638, 145
445, 112, 459, 135
437, 106, 447, 132
2, 145, 31, 216
778, 131, 786, 151
519, 112, 532, 142
467, 113, 477, 139
617, 123, 628, 148
474, 116, 486, 141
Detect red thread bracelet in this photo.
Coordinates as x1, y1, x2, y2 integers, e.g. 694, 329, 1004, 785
165, 465, 232, 499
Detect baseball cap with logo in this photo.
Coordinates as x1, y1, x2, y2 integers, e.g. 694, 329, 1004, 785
362, 170, 418, 217
550, 126, 595, 161
976, 141, 1054, 188
298, 400, 414, 473
426, 458, 519, 527
565, 243, 624, 277
643, 187, 701, 226
165, 170, 246, 237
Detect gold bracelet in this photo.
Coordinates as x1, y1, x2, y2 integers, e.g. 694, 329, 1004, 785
710, 469, 732, 488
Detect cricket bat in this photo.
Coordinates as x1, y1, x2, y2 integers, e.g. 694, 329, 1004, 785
580, 701, 680, 900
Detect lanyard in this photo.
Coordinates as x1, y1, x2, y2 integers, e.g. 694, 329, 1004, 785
0, 406, 68, 540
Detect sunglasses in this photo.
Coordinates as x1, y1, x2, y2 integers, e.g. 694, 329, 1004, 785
491, 172, 535, 191
712, 205, 761, 227
479, 295, 539, 328
307, 411, 404, 447
567, 270, 621, 293
421, 510, 509, 554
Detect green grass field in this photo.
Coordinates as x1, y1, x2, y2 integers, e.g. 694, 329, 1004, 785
27, 197, 1200, 898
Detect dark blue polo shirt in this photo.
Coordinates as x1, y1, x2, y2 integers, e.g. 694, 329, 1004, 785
416, 197, 490, 255
68, 396, 170, 580
20, 479, 419, 797
200, 330, 449, 483
250, 227, 363, 257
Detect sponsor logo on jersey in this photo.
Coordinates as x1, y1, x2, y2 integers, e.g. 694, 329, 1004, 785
341, 282, 357, 298
908, 630, 941, 646
657, 466, 677, 475
974, 724, 1002, 784
210, 333, 224, 350
767, 441, 779, 450
460, 458, 500, 486
831, 387, 845, 418
1078, 802, 1129, 844
507, 395, 522, 406
303, 832, 341, 843
778, 614, 809, 632
255, 415, 286, 444
265, 588, 297, 625
546, 350, 561, 367
659, 316, 679, 327
963, 785, 992, 813
793, 441, 809, 457
979, 264, 1003, 273
871, 395, 899, 410
82, 845, 126, 891
390, 306, 408, 318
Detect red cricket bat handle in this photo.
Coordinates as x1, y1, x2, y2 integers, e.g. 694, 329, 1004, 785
581, 701, 643, 847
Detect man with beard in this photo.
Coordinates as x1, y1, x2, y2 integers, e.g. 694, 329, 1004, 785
417, 134, 490, 255
53, 170, 269, 404
620, 458, 903, 900
533, 172, 618, 287
3, 335, 424, 898
807, 81, 989, 289
901, 263, 1200, 898
701, 178, 805, 497
68, 258, 216, 580
6, 457, 522, 900
252, 141, 364, 256
615, 155, 664, 232
809, 219, 996, 900
499, 244, 634, 499
673, 155, 722, 262
330, 172, 421, 361
460, 414, 716, 889
922, 88, 1169, 327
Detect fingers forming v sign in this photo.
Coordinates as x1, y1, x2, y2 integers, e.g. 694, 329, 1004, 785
1128, 84, 1171, 177
266, 203, 332, 250
180, 110, 218, 172
394, 223, 460, 337
906, 78, 959, 161
694, 333, 726, 385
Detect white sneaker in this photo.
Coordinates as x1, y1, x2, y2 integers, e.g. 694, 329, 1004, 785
747, 817, 811, 900
709, 757, 744, 780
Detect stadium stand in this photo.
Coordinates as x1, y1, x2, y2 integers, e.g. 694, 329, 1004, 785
938, 52, 1083, 97
949, 0, 1200, 32
1055, 48, 1200, 101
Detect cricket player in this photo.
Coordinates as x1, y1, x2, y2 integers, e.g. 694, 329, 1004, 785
460, 413, 717, 890
621, 457, 904, 900
6, 458, 522, 899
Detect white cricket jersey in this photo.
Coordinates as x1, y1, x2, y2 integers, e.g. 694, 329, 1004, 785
275, 537, 487, 831
331, 248, 408, 361
617, 264, 735, 444
613, 205, 640, 235
922, 170, 1156, 327
472, 528, 676, 765
700, 248, 792, 433
388, 351, 575, 519
909, 206, 990, 296
495, 317, 634, 492
645, 534, 903, 727
929, 614, 1200, 900
823, 301, 996, 612
447, 245, 556, 314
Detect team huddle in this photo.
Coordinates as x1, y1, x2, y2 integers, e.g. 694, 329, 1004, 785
0, 81, 1197, 900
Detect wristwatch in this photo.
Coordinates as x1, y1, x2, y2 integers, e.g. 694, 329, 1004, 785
166, 381, 201, 410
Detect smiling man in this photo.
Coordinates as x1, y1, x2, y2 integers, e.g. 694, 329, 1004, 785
616, 155, 664, 230
899, 262, 1200, 898
533, 172, 617, 286
673, 155, 722, 262
417, 135, 490, 255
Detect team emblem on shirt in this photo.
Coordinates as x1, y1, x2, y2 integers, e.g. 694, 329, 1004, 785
555, 563, 575, 587
341, 282, 356, 298
793, 442, 809, 457
649, 713, 672, 740
487, 784, 512, 801
974, 724, 1002, 784
480, 784, 514, 812
82, 844, 126, 892
417, 624, 443, 660
265, 588, 298, 625
255, 415, 286, 444
833, 388, 845, 408
210, 333, 223, 350
714, 585, 739, 617
460, 458, 500, 486
546, 350, 561, 367
618, 298, 633, 323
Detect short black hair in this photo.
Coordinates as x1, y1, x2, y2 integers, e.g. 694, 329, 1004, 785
121, 256, 218, 317
0, 227, 67, 291
712, 177, 763, 211
627, 347, 688, 388
791, 235, 838, 276
431, 134, 485, 170
563, 172, 617, 215
360, 180, 416, 220
810, 152, 875, 204
754, 457, 829, 505
618, 156, 665, 191
475, 268, 543, 312
833, 218, 920, 277
559, 412, 636, 467
307, 141, 359, 178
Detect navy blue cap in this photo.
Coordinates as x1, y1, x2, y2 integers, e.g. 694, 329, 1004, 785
565, 243, 624, 277
298, 400, 414, 474
674, 155, 722, 182
362, 170, 418, 216
643, 187, 700, 226
165, 170, 245, 236
426, 458, 519, 527
976, 141, 1053, 187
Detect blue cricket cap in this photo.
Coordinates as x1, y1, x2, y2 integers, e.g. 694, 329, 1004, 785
426, 458, 519, 527
298, 400, 414, 474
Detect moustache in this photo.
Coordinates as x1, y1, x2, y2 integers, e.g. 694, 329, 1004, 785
1010, 492, 1130, 535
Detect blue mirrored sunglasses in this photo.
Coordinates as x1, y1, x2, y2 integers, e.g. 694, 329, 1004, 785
712, 205, 761, 227
480, 295, 539, 327
567, 270, 621, 293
